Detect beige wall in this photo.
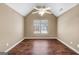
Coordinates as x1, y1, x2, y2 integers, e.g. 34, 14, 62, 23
0, 4, 24, 52
24, 12, 57, 37
58, 5, 79, 52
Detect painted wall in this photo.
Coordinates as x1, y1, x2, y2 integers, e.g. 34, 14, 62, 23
24, 12, 57, 37
0, 4, 24, 52
58, 5, 79, 52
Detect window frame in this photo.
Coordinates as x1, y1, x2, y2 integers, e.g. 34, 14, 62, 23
33, 20, 48, 34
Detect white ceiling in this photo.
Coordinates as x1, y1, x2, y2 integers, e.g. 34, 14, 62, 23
5, 3, 78, 16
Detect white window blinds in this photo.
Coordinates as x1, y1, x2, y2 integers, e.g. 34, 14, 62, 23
33, 20, 48, 34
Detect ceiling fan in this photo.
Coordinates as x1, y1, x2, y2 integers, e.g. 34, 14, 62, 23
32, 6, 52, 16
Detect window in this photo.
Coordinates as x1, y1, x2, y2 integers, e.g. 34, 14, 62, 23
33, 20, 48, 34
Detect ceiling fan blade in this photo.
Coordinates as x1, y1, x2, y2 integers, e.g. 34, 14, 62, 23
45, 7, 51, 10
32, 11, 38, 14
33, 7, 40, 10
45, 11, 52, 14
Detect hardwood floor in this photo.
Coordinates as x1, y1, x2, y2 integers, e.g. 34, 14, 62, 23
8, 39, 78, 55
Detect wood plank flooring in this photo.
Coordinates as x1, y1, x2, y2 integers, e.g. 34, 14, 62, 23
8, 39, 78, 55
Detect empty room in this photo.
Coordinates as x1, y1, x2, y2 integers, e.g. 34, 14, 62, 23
0, 3, 79, 55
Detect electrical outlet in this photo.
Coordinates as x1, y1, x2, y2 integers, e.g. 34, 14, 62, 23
77, 44, 79, 48
70, 42, 73, 44
6, 43, 9, 47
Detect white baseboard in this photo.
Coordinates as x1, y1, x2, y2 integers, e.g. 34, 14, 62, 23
24, 37, 57, 39
57, 38, 79, 54
5, 37, 79, 54
5, 39, 24, 53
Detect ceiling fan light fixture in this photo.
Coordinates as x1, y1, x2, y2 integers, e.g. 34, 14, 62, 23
39, 11, 45, 16
32, 6, 52, 16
